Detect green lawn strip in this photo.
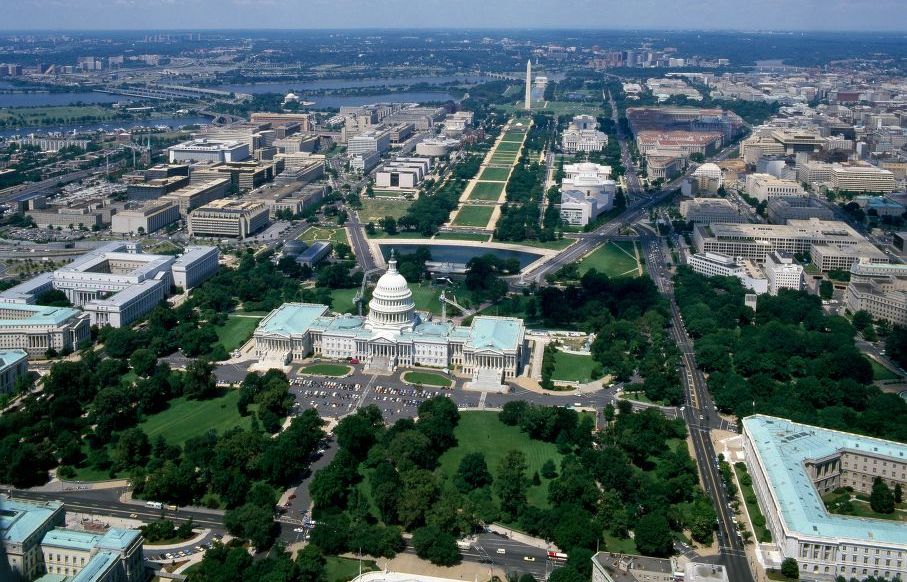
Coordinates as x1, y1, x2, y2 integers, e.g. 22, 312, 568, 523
213, 315, 262, 352
368, 231, 426, 239
495, 141, 523, 152
452, 205, 494, 227
478, 167, 511, 181
139, 391, 257, 447
298, 226, 349, 245
603, 532, 638, 554
329, 288, 359, 314
869, 358, 900, 381
733, 463, 772, 543
359, 198, 412, 222
371, 189, 412, 197
325, 556, 378, 582
468, 181, 506, 201
433, 232, 490, 242
402, 371, 452, 387
300, 363, 352, 377
551, 351, 599, 383
438, 411, 563, 509
578, 241, 639, 277
620, 391, 656, 405
514, 238, 574, 250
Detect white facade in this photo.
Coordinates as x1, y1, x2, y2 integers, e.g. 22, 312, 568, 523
168, 139, 249, 164
111, 201, 180, 235
188, 199, 270, 239
562, 116, 608, 153
745, 173, 807, 202
0, 302, 91, 356
0, 349, 28, 393
172, 246, 220, 291
832, 164, 897, 193
764, 251, 803, 295
688, 252, 768, 294
253, 258, 527, 381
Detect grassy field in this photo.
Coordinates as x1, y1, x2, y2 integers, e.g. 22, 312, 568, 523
478, 167, 511, 181
578, 241, 640, 277
0, 104, 120, 126
869, 358, 900, 381
359, 198, 412, 222
139, 391, 256, 447
551, 351, 599, 383
734, 463, 772, 543
298, 226, 349, 245
301, 363, 352, 376
325, 557, 378, 582
371, 189, 412, 197
434, 232, 490, 242
452, 205, 494, 227
502, 131, 526, 142
515, 238, 574, 250
469, 181, 505, 201
495, 141, 523, 152
402, 371, 452, 387
439, 411, 564, 509
213, 315, 262, 352
330, 288, 359, 314
603, 533, 638, 555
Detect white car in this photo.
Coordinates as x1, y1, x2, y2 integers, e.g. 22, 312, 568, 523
293, 527, 306, 533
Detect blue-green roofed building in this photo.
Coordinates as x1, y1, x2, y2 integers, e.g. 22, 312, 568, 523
742, 415, 907, 581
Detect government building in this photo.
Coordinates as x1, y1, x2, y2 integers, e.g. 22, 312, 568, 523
742, 415, 907, 581
253, 257, 527, 382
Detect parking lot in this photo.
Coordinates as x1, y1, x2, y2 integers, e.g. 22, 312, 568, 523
289, 373, 483, 423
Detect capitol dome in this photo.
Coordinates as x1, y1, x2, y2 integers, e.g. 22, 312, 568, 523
366, 256, 417, 332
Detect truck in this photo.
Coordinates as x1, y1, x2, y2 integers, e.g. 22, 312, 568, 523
145, 501, 163, 510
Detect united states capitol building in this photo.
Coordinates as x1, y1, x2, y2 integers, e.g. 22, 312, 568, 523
252, 257, 527, 382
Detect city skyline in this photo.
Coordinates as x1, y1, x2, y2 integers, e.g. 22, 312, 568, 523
2, 0, 907, 31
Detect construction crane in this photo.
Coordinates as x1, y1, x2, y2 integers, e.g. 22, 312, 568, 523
353, 268, 383, 316
439, 290, 475, 321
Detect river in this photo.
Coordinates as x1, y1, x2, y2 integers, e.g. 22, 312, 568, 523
0, 91, 121, 108
0, 116, 210, 139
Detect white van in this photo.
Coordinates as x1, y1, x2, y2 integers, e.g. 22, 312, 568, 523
146, 501, 163, 509
496, 548, 506, 555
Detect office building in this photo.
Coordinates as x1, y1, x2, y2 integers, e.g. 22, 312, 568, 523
272, 153, 324, 186
111, 201, 179, 235
764, 251, 803, 295
685, 563, 729, 582
0, 302, 90, 356
845, 262, 907, 326
832, 164, 897, 193
559, 162, 616, 226
348, 128, 392, 157
626, 106, 744, 140
159, 178, 231, 216
853, 196, 905, 217
745, 174, 807, 202
637, 131, 723, 158
188, 199, 269, 239
172, 246, 220, 291
688, 251, 768, 294
0, 349, 28, 394
680, 198, 748, 225
26, 200, 115, 230
591, 551, 676, 582
189, 161, 278, 192
797, 161, 835, 185
2, 242, 217, 328
811, 242, 888, 272
693, 219, 866, 263
297, 241, 332, 267
167, 139, 249, 164
742, 415, 907, 581
375, 157, 432, 189
253, 257, 527, 381
249, 112, 313, 132
1, 497, 145, 582
766, 197, 835, 224
691, 162, 723, 192
124, 165, 190, 201
646, 155, 684, 180
350, 152, 381, 173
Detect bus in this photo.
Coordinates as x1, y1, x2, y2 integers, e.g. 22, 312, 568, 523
547, 551, 568, 562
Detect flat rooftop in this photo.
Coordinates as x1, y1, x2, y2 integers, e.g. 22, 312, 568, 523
467, 316, 524, 351
257, 303, 329, 337
0, 498, 62, 544
744, 415, 907, 546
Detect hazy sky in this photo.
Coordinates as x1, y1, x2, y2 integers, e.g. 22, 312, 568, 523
3, 0, 906, 31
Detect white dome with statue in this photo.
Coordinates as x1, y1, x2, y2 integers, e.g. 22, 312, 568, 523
366, 255, 417, 333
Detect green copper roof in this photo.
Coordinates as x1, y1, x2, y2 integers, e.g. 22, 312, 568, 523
467, 316, 524, 352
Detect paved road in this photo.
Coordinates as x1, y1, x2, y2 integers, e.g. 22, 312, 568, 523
0, 167, 99, 205
643, 237, 753, 582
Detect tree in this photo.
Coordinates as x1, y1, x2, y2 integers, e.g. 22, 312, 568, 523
495, 450, 529, 520
380, 216, 398, 235
819, 280, 833, 300
111, 428, 151, 471
634, 513, 674, 557
129, 348, 157, 377
548, 566, 586, 582
851, 310, 873, 333
224, 503, 278, 550
183, 359, 218, 400
870, 477, 895, 514
295, 545, 327, 582
895, 483, 903, 504
541, 459, 558, 479
455, 452, 492, 491
412, 525, 460, 566
780, 557, 799, 579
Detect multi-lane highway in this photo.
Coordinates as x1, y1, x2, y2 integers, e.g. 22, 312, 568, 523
643, 237, 754, 582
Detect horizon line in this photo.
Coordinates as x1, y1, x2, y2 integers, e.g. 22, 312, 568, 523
1, 26, 906, 34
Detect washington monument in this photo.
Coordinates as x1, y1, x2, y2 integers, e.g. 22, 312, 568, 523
524, 59, 532, 111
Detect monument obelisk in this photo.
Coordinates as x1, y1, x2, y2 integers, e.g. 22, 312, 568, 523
524, 59, 532, 111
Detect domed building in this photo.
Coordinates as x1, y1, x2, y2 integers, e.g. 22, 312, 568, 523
252, 257, 527, 382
